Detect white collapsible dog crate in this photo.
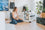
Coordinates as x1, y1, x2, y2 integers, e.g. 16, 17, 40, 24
23, 11, 36, 23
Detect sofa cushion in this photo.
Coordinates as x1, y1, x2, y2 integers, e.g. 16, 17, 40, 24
41, 13, 45, 18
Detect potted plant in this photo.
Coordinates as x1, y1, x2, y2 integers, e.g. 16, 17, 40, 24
36, 1, 43, 17
36, 1, 43, 14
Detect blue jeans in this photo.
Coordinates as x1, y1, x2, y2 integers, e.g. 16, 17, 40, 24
10, 19, 23, 24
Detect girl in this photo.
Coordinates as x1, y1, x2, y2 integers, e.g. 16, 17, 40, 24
10, 7, 23, 24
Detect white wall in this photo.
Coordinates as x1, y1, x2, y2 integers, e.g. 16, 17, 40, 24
15, 0, 29, 7
15, 0, 31, 13
5, 0, 43, 19
15, 0, 36, 13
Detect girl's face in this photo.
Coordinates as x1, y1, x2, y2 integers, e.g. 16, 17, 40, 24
15, 8, 18, 12
24, 9, 25, 11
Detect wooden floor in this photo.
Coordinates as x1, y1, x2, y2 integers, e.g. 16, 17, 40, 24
15, 21, 45, 30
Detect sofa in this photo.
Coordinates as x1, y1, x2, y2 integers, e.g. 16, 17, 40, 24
36, 17, 45, 25
36, 13, 45, 25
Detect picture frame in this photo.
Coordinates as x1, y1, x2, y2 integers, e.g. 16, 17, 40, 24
0, 0, 9, 11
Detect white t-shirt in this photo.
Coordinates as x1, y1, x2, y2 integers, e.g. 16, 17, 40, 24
14, 12, 18, 18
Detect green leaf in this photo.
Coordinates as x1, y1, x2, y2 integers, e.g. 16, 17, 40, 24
36, 8, 38, 10
39, 1, 42, 4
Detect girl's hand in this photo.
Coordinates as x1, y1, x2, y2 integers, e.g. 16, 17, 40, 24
20, 18, 23, 20
15, 18, 18, 20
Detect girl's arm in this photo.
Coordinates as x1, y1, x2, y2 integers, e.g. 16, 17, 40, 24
17, 15, 23, 20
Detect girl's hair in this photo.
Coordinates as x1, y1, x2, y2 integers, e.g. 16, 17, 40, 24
13, 7, 17, 12
22, 6, 26, 12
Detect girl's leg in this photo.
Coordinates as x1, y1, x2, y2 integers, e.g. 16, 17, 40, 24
13, 20, 17, 24
10, 19, 17, 24
16, 19, 23, 23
